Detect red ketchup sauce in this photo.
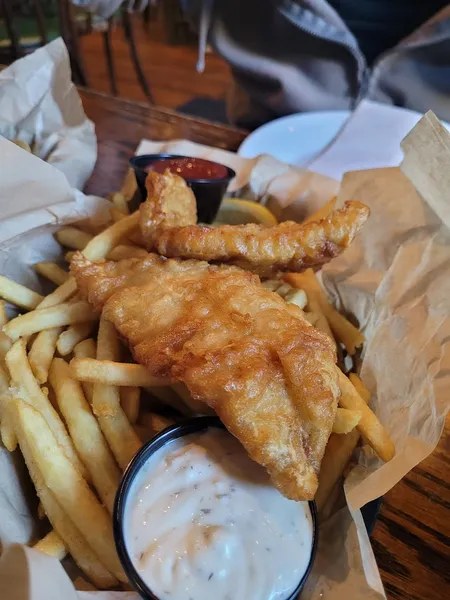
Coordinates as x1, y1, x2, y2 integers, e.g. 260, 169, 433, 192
145, 157, 228, 180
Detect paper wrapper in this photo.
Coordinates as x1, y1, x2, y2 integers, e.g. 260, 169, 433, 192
0, 38, 96, 189
1, 112, 450, 600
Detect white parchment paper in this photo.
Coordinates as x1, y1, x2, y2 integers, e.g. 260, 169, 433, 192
0, 110, 448, 598
0, 38, 96, 189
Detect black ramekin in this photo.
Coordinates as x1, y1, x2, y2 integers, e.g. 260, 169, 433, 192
129, 154, 236, 224
113, 416, 318, 600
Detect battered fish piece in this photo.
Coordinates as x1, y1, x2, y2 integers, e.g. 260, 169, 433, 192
141, 171, 369, 277
142, 169, 197, 239
72, 253, 340, 501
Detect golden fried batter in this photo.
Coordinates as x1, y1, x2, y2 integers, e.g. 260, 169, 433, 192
140, 171, 369, 277
143, 170, 197, 246
72, 253, 340, 501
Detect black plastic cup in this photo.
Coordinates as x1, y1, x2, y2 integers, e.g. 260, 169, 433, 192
129, 154, 236, 224
113, 416, 318, 600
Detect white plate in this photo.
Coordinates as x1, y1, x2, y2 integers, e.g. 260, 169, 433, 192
238, 102, 450, 181
238, 111, 350, 165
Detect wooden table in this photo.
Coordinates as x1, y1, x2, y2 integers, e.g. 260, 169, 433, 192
81, 89, 450, 600
82, 89, 247, 197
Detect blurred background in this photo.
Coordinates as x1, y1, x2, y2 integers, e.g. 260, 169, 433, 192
0, 1, 232, 122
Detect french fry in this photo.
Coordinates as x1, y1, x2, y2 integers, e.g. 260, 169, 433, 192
332, 408, 361, 434
0, 275, 43, 310
0, 300, 8, 326
73, 339, 97, 405
274, 283, 291, 297
5, 340, 88, 479
0, 388, 17, 452
15, 399, 126, 581
56, 322, 95, 356
283, 272, 333, 338
92, 316, 141, 468
261, 279, 282, 292
73, 214, 113, 236
1, 413, 16, 451
0, 331, 12, 360
140, 412, 175, 434
37, 277, 78, 309
315, 373, 371, 512
55, 227, 93, 250
4, 301, 96, 341
82, 211, 140, 262
0, 363, 16, 451
49, 358, 120, 513
325, 308, 365, 355
315, 428, 361, 512
302, 196, 337, 224
128, 229, 146, 248
0, 358, 10, 391
74, 338, 97, 359
33, 530, 67, 560
0, 301, 11, 367
70, 357, 167, 387
11, 139, 32, 153
28, 327, 63, 384
284, 270, 364, 354
74, 577, 97, 592
120, 167, 137, 201
65, 251, 76, 263
34, 263, 70, 286
111, 192, 129, 215
303, 312, 319, 326
37, 502, 45, 519
120, 386, 140, 424
307, 292, 333, 338
349, 372, 371, 403
283, 288, 307, 310
107, 245, 148, 261
110, 207, 126, 223
337, 369, 395, 462
14, 401, 119, 588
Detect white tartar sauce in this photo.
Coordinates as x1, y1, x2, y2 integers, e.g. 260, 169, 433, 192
126, 429, 314, 600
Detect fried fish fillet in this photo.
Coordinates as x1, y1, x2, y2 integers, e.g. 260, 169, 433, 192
71, 252, 340, 501
140, 170, 369, 277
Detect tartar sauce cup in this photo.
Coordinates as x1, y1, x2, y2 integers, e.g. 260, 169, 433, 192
114, 416, 318, 600
129, 154, 236, 223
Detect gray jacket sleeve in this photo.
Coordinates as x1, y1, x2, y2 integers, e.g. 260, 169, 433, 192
180, 1, 450, 129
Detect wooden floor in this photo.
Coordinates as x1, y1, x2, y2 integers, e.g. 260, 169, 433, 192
79, 17, 232, 111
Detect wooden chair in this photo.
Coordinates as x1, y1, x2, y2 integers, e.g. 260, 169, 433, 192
0, 0, 89, 85
0, 1, 153, 101
102, 6, 153, 102
57, 0, 90, 86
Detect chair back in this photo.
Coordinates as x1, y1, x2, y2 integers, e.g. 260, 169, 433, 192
0, 1, 153, 102
0, 0, 88, 84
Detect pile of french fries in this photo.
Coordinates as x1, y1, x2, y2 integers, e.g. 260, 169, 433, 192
0, 174, 394, 589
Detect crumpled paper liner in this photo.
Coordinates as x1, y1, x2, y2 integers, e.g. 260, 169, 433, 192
0, 137, 110, 246
0, 111, 449, 599
0, 38, 96, 189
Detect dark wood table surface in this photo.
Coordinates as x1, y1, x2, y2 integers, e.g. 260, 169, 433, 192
82, 89, 247, 198
81, 89, 450, 600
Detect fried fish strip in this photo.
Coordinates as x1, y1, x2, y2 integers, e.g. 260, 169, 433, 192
72, 252, 340, 501
140, 171, 369, 277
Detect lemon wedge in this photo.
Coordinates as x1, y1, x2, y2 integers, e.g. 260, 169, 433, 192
214, 198, 278, 226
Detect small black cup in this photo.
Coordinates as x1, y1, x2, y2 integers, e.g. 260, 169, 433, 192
113, 416, 318, 600
129, 154, 236, 224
